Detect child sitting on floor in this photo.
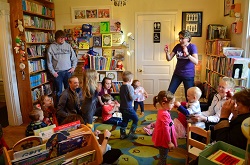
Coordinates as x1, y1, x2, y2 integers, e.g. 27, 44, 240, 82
39, 95, 58, 126
101, 94, 122, 126
25, 108, 47, 136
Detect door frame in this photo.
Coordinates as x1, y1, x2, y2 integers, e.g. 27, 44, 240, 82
134, 11, 178, 78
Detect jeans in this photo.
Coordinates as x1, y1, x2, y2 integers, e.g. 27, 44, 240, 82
55, 70, 72, 102
120, 108, 138, 128
104, 117, 122, 126
168, 74, 194, 99
134, 101, 144, 112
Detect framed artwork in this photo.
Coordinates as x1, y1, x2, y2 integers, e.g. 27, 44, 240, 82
112, 33, 123, 46
224, 0, 234, 16
102, 34, 112, 47
71, 6, 112, 23
182, 12, 203, 37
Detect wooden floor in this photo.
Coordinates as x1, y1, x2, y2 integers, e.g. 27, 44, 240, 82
3, 104, 156, 148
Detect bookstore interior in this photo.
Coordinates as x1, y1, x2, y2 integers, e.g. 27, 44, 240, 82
1, 0, 250, 165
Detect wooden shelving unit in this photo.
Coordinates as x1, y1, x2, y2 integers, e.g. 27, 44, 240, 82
8, 0, 55, 123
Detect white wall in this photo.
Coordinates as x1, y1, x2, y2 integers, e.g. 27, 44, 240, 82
54, 0, 245, 81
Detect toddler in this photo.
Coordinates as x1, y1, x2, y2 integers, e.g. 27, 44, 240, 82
25, 108, 47, 136
101, 94, 122, 126
152, 90, 177, 165
174, 86, 204, 128
132, 79, 148, 115
119, 71, 139, 139
39, 95, 58, 126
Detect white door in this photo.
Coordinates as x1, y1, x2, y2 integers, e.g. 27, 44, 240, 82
136, 12, 177, 104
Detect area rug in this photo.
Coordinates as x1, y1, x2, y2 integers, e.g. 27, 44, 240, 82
94, 110, 187, 165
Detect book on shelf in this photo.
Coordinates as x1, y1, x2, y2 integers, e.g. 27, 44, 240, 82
34, 124, 56, 142
12, 149, 50, 165
62, 150, 96, 165
13, 143, 46, 160
37, 155, 65, 165
53, 120, 81, 133
207, 149, 245, 165
58, 135, 84, 156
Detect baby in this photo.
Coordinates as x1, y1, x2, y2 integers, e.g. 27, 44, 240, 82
25, 108, 47, 136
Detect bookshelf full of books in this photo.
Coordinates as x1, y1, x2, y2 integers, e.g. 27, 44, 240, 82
8, 0, 55, 123
205, 39, 249, 98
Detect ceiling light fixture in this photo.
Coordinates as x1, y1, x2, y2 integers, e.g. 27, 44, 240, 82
111, 0, 127, 7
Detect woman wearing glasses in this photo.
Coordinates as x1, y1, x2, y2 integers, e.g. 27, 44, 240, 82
164, 30, 198, 99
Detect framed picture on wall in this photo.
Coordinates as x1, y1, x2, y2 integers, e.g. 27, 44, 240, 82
224, 0, 234, 16
71, 6, 112, 23
182, 12, 203, 37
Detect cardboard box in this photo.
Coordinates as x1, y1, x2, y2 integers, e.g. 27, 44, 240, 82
198, 141, 245, 165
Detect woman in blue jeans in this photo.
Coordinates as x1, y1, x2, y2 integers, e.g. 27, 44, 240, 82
164, 30, 198, 99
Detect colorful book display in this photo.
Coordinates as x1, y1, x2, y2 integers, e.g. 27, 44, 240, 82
4, 124, 101, 165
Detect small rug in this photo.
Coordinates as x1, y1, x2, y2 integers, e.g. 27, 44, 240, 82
94, 110, 187, 165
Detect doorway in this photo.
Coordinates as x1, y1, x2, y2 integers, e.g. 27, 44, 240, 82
135, 12, 178, 104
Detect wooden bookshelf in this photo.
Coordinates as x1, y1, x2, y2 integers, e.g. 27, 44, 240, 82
8, 0, 55, 123
3, 124, 103, 165
205, 39, 249, 98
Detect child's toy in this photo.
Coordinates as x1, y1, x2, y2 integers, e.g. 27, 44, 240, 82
116, 60, 124, 70
15, 19, 24, 33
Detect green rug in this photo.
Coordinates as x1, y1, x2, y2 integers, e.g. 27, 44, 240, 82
94, 110, 187, 165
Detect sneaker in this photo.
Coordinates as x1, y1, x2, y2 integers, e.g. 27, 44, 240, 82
93, 116, 98, 122
128, 132, 138, 139
143, 127, 153, 136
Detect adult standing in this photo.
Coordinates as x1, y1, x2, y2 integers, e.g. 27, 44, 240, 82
56, 76, 82, 124
47, 30, 78, 102
164, 30, 198, 98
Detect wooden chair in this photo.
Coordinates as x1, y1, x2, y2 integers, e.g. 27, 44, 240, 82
186, 123, 211, 165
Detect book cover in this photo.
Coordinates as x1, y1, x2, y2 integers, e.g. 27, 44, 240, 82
58, 135, 84, 156
103, 49, 113, 58
78, 37, 89, 50
34, 124, 56, 141
207, 149, 245, 165
53, 120, 81, 133
93, 36, 102, 47
46, 132, 68, 159
73, 150, 96, 164
112, 33, 123, 46
110, 19, 121, 32
37, 155, 65, 165
106, 71, 117, 82
100, 21, 110, 33
12, 149, 50, 165
13, 143, 46, 160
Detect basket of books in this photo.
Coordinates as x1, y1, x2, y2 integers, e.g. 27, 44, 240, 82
198, 141, 245, 165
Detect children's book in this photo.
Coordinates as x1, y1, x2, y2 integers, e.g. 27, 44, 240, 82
207, 149, 245, 165
34, 124, 56, 142
61, 150, 96, 165
37, 155, 65, 165
58, 135, 84, 156
13, 143, 46, 160
53, 120, 81, 133
12, 149, 50, 165
46, 132, 68, 159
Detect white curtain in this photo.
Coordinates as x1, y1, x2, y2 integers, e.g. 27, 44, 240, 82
0, 2, 23, 125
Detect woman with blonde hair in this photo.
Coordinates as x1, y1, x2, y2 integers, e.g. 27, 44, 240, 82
81, 69, 101, 129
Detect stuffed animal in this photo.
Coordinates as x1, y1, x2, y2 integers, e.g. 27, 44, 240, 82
15, 19, 24, 32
